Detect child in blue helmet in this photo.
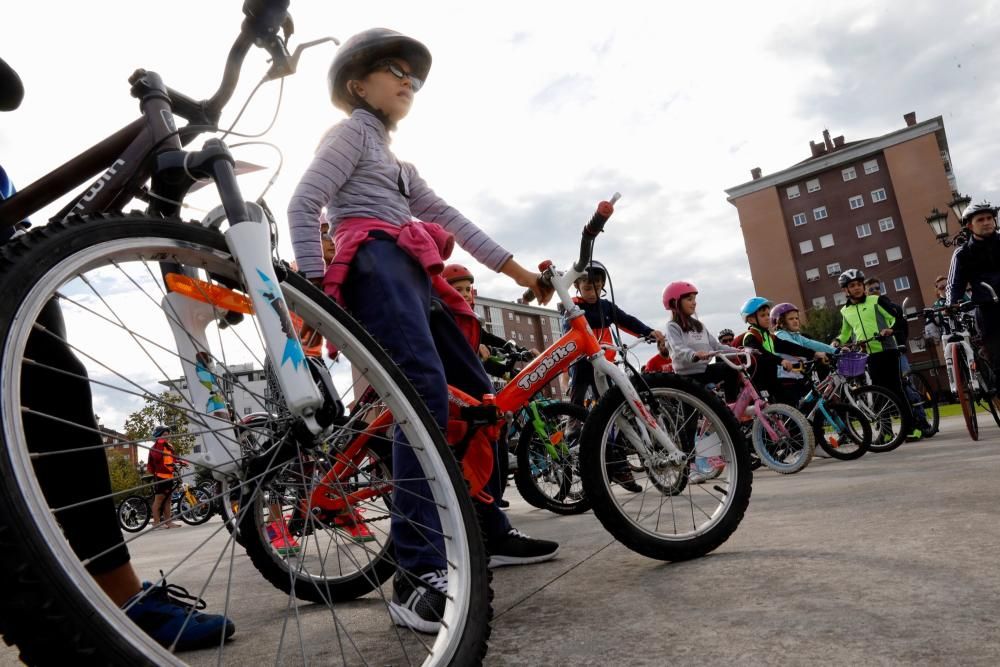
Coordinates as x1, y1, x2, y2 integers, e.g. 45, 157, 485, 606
737, 297, 816, 404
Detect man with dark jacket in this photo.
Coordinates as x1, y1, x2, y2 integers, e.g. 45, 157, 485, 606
947, 201, 1000, 381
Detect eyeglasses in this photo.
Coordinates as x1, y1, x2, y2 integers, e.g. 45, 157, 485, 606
371, 60, 423, 92
719, 337, 735, 344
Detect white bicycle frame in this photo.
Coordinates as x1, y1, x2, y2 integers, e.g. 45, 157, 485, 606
546, 261, 687, 467
934, 282, 999, 397
159, 202, 323, 475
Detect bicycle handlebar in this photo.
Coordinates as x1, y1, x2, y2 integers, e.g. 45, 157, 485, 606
133, 0, 293, 127
521, 192, 621, 303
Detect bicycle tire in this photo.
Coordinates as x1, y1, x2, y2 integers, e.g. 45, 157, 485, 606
812, 403, 871, 460
117, 495, 151, 533
0, 215, 491, 666
514, 401, 590, 515
751, 404, 814, 474
952, 346, 979, 441
908, 371, 940, 434
175, 487, 213, 526
973, 354, 1000, 430
852, 384, 911, 452
579, 373, 751, 562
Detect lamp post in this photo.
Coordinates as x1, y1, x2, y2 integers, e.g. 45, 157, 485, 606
925, 191, 972, 247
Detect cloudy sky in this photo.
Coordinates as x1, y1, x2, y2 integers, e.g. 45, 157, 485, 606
3, 0, 999, 341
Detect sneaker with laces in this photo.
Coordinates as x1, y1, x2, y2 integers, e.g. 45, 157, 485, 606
688, 456, 724, 484
123, 580, 235, 651
487, 528, 559, 568
333, 509, 375, 543
388, 569, 447, 634
610, 468, 642, 493
266, 520, 301, 555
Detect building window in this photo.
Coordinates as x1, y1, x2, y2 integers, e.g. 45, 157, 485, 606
856, 223, 872, 238
515, 314, 521, 323
806, 178, 821, 193
244, 407, 251, 415
849, 195, 865, 209
834, 292, 848, 306
529, 334, 535, 342
786, 185, 801, 199
812, 296, 828, 309
508, 312, 513, 321
863, 159, 880, 175
805, 268, 820, 282
792, 212, 808, 226
878, 216, 895, 232
826, 262, 841, 276
819, 234, 835, 248
886, 246, 903, 262
813, 206, 828, 221
863, 252, 879, 267
871, 188, 887, 203
894, 276, 911, 292
799, 240, 814, 254
842, 166, 857, 181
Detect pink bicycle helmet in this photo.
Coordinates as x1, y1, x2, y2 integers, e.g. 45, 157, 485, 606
770, 302, 799, 327
662, 281, 698, 311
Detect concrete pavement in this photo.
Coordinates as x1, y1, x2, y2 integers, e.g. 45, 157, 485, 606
3, 414, 999, 665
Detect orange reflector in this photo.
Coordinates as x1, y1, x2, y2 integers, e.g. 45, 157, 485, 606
549, 430, 564, 446
165, 273, 255, 315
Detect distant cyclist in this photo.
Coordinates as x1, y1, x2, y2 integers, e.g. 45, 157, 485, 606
946, 201, 1000, 381
834, 269, 917, 438
717, 328, 736, 347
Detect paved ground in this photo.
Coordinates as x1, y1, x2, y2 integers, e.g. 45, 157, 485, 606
4, 413, 1000, 665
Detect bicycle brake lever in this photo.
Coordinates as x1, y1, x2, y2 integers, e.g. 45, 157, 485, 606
266, 36, 340, 80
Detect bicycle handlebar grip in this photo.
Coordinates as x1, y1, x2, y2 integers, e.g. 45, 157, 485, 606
242, 0, 290, 34
584, 195, 619, 236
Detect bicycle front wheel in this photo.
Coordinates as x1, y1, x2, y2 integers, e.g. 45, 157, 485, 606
514, 401, 590, 515
852, 384, 911, 452
0, 215, 490, 666
751, 404, 814, 474
952, 346, 979, 441
175, 487, 213, 526
813, 403, 871, 460
579, 373, 751, 561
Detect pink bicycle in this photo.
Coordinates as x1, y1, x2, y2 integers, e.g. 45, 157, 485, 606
708, 350, 815, 474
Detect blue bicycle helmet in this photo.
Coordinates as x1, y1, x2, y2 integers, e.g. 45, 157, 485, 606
152, 425, 171, 438
739, 296, 771, 321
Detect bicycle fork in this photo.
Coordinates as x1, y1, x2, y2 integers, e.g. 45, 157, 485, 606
159, 141, 324, 473
591, 356, 686, 465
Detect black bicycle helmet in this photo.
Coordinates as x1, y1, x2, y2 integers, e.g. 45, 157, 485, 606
152, 425, 171, 438
838, 268, 865, 288
961, 201, 997, 226
575, 259, 608, 285
718, 328, 735, 338
327, 28, 432, 112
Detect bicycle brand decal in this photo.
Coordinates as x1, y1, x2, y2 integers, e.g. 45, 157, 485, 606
516, 341, 577, 391
74, 159, 125, 211
255, 268, 305, 370
160, 108, 177, 134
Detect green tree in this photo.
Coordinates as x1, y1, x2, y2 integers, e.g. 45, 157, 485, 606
107, 453, 142, 501
122, 390, 195, 458
801, 307, 842, 345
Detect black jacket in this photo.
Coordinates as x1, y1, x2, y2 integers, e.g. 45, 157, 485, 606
947, 232, 1000, 306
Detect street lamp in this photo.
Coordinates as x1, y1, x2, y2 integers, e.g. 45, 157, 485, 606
926, 191, 971, 247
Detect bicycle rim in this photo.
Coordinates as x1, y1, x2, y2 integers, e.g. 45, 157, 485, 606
580, 374, 751, 561
751, 404, 814, 474
0, 217, 490, 666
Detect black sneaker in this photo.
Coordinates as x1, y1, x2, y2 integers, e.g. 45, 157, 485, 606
611, 468, 642, 493
497, 498, 511, 509
488, 528, 559, 568
388, 569, 447, 634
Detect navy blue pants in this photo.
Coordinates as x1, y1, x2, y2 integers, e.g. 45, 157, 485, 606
341, 238, 510, 572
